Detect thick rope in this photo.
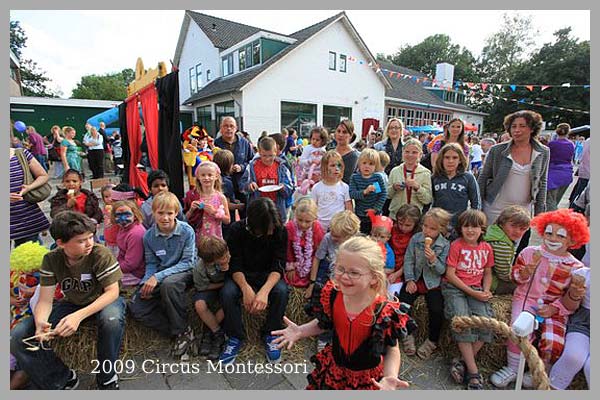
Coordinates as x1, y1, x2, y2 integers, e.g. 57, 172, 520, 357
451, 315, 550, 390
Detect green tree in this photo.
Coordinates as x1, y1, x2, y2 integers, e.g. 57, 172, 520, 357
388, 34, 479, 82
476, 13, 538, 83
481, 28, 589, 131
71, 69, 135, 100
10, 20, 58, 97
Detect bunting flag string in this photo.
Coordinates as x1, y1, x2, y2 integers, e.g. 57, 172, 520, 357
488, 93, 589, 114
349, 57, 591, 90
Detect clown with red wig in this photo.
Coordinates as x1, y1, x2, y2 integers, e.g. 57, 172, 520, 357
490, 209, 590, 388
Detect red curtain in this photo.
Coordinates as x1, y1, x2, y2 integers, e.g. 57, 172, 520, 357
139, 85, 159, 170
126, 97, 149, 194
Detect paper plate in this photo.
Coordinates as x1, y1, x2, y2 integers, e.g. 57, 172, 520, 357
258, 184, 283, 193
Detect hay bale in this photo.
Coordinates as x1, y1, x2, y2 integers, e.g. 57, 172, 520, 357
53, 286, 314, 371
409, 294, 512, 371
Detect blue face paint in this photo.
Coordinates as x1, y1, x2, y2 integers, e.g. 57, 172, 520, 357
115, 211, 134, 227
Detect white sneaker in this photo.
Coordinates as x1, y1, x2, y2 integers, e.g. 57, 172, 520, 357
522, 372, 534, 389
490, 366, 517, 388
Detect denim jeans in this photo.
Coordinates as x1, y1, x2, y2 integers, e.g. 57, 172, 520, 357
34, 154, 48, 171
220, 277, 289, 340
10, 297, 126, 389
127, 271, 193, 337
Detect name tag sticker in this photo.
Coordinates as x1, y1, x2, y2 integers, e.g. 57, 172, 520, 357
156, 249, 167, 256
81, 274, 92, 281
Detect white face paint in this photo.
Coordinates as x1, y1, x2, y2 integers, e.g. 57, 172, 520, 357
544, 240, 564, 251
545, 225, 553, 235
557, 228, 568, 238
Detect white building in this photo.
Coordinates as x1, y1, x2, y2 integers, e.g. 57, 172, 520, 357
174, 11, 391, 142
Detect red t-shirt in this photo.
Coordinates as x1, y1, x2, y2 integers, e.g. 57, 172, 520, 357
73, 192, 88, 214
254, 159, 279, 202
445, 238, 494, 287
390, 227, 413, 271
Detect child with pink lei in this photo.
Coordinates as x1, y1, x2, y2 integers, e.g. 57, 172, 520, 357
285, 198, 325, 287
442, 209, 494, 390
100, 184, 118, 256
112, 200, 146, 287
490, 209, 589, 389
184, 161, 231, 241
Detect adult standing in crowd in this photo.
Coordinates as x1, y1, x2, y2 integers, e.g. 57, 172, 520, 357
478, 110, 549, 252
99, 121, 113, 174
334, 119, 359, 184
25, 125, 48, 172
9, 146, 50, 247
60, 126, 82, 172
284, 127, 299, 157
430, 118, 470, 166
546, 123, 575, 211
214, 117, 255, 216
569, 136, 590, 205
83, 125, 105, 179
49, 125, 65, 179
374, 118, 404, 175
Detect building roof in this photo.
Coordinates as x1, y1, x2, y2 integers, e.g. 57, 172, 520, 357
380, 60, 486, 115
182, 12, 361, 105
187, 11, 285, 50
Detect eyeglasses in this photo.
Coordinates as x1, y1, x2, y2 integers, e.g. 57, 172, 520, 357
388, 127, 402, 130
332, 266, 370, 280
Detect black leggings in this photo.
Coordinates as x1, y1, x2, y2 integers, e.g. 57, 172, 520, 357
87, 149, 105, 179
398, 284, 444, 343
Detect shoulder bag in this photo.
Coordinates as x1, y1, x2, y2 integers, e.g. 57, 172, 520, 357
14, 149, 52, 203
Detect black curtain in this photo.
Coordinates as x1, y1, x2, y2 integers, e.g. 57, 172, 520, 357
118, 102, 130, 184
156, 70, 184, 199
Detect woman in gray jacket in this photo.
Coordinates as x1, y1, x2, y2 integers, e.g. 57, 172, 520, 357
477, 110, 549, 252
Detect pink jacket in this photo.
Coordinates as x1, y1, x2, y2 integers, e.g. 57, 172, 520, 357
511, 245, 583, 317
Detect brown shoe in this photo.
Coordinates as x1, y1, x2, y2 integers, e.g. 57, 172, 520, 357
417, 339, 437, 359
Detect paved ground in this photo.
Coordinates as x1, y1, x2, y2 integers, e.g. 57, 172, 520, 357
34, 163, 577, 390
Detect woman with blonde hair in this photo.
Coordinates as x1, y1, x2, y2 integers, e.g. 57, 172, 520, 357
375, 118, 404, 175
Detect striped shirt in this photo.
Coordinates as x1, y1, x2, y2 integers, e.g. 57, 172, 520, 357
39, 244, 122, 306
349, 172, 387, 217
10, 149, 50, 240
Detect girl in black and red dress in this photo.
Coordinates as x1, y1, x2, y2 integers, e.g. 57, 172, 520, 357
272, 236, 415, 390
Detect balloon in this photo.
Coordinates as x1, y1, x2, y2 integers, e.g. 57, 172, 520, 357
297, 138, 303, 145
302, 138, 309, 147
14, 121, 26, 133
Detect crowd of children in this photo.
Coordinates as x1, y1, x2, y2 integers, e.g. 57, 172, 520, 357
9, 115, 591, 391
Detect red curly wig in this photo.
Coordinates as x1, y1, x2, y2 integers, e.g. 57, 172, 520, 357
530, 209, 590, 249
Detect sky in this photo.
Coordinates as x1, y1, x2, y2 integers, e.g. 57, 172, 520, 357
9, 9, 590, 98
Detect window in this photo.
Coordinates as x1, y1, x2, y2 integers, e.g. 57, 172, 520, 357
196, 105, 213, 134
415, 110, 423, 125
387, 107, 396, 119
239, 47, 247, 71
339, 54, 347, 72
252, 40, 261, 65
329, 51, 336, 70
222, 54, 233, 76
196, 64, 202, 89
281, 101, 317, 137
189, 67, 196, 95
215, 101, 235, 125
206, 69, 211, 82
406, 109, 415, 126
323, 105, 352, 134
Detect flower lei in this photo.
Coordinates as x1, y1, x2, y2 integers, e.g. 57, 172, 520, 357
292, 220, 314, 278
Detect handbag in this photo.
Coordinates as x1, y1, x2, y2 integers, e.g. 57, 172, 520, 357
14, 149, 52, 203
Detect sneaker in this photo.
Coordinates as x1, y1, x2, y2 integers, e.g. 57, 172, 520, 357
98, 374, 119, 390
63, 369, 79, 390
219, 337, 242, 365
521, 372, 534, 389
207, 330, 226, 360
317, 339, 328, 352
265, 335, 281, 364
172, 326, 194, 357
199, 331, 213, 356
490, 366, 517, 388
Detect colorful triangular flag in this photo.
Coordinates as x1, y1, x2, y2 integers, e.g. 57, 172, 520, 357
541, 85, 550, 91
526, 85, 534, 91
481, 83, 488, 91
509, 85, 517, 92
